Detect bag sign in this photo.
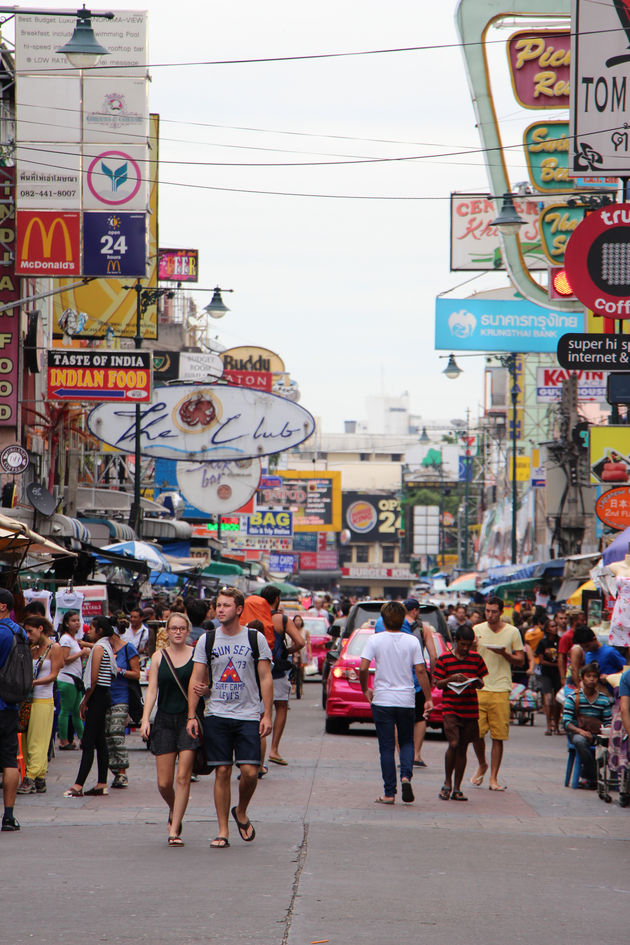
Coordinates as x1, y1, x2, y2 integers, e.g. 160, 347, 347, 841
564, 204, 630, 317
246, 509, 293, 537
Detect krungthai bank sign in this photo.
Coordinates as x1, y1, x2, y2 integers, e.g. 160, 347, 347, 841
16, 211, 81, 276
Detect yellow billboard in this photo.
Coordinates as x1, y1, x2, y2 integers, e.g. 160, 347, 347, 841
590, 426, 630, 485
52, 114, 159, 341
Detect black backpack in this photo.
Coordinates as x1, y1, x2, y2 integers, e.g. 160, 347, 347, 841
204, 628, 262, 698
271, 614, 292, 679
0, 626, 33, 705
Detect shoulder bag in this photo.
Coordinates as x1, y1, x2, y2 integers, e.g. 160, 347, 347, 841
18, 644, 52, 733
161, 648, 212, 776
123, 644, 144, 726
576, 689, 602, 736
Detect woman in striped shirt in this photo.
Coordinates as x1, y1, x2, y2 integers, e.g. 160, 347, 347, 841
64, 617, 116, 798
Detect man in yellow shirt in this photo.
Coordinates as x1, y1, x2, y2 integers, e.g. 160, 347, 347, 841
470, 596, 524, 791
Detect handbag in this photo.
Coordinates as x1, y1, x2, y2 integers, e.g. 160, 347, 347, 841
576, 689, 602, 736
161, 649, 213, 776
124, 644, 144, 726
17, 644, 52, 734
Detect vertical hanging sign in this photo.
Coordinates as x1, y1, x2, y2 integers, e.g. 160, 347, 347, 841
0, 167, 19, 428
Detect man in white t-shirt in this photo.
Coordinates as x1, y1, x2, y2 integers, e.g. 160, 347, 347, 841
359, 601, 433, 805
122, 608, 149, 655
187, 588, 272, 848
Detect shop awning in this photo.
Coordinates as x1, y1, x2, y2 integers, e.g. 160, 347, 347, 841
142, 518, 192, 541
202, 561, 245, 577
80, 517, 135, 545
0, 512, 77, 559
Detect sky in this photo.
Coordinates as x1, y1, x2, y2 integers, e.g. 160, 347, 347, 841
11, 0, 551, 432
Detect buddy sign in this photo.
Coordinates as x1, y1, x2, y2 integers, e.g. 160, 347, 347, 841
87, 384, 315, 460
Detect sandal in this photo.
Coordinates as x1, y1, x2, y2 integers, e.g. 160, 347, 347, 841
401, 780, 414, 803
258, 766, 268, 779
374, 796, 395, 804
168, 836, 185, 847
63, 787, 83, 797
231, 806, 256, 842
210, 836, 230, 848
544, 730, 553, 736
439, 786, 451, 801
84, 787, 108, 796
450, 790, 468, 801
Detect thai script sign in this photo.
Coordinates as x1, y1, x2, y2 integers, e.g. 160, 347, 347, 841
87, 384, 316, 460
570, 0, 630, 175
16, 144, 81, 209
0, 167, 19, 428
539, 204, 586, 264
158, 249, 199, 282
47, 350, 152, 403
16, 210, 80, 275
535, 368, 607, 403
256, 470, 342, 532
246, 509, 293, 538
435, 297, 584, 353
450, 193, 545, 271
507, 30, 570, 109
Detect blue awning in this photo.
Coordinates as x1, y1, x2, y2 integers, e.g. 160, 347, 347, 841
485, 559, 564, 586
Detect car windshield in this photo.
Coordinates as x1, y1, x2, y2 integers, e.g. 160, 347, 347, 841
346, 629, 374, 657
350, 603, 384, 629
299, 617, 330, 635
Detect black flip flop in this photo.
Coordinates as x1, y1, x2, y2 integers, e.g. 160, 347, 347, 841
210, 836, 230, 848
401, 781, 414, 803
231, 806, 256, 842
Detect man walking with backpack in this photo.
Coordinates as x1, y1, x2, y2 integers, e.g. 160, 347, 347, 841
186, 587, 273, 847
0, 589, 31, 832
259, 585, 304, 766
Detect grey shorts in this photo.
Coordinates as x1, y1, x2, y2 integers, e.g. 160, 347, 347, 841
273, 672, 291, 702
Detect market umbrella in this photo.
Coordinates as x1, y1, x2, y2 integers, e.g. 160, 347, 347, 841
100, 540, 172, 573
602, 527, 630, 565
448, 572, 479, 592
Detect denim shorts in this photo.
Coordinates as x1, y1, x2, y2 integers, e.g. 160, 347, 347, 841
149, 709, 200, 756
203, 715, 261, 766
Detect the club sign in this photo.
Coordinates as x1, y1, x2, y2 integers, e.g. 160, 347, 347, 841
87, 384, 315, 460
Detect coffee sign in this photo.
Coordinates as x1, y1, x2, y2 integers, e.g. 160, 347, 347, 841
87, 384, 316, 460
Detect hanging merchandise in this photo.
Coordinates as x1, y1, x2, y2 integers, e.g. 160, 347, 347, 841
24, 589, 52, 620
53, 588, 85, 636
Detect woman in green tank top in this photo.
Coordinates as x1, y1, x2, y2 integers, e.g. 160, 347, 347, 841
140, 613, 200, 846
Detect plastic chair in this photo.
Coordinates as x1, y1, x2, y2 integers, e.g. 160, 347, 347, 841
565, 739, 596, 788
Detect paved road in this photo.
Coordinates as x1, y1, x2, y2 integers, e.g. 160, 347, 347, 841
5, 684, 629, 944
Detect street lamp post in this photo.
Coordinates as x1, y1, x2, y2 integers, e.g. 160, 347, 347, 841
124, 280, 175, 538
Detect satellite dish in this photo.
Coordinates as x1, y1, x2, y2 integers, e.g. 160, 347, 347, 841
27, 483, 57, 518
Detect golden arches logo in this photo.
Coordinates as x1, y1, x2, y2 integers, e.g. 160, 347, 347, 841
21, 216, 73, 261
107, 259, 121, 274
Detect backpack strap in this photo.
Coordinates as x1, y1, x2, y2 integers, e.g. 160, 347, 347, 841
247, 628, 262, 700
204, 628, 216, 689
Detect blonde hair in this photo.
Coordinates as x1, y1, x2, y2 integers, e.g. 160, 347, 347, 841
165, 612, 191, 633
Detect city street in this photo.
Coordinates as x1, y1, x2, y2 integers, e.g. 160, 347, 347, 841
5, 683, 629, 945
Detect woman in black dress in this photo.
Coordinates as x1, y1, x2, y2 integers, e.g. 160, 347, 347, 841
140, 612, 200, 846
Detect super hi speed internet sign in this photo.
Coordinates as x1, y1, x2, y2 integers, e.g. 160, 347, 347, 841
564, 203, 630, 317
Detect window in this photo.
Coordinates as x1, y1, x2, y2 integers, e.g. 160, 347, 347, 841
381, 546, 396, 563
355, 546, 369, 563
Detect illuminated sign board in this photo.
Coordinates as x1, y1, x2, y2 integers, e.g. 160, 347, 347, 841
158, 249, 198, 282
47, 350, 152, 403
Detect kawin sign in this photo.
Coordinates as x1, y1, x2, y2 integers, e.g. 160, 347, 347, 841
87, 384, 315, 460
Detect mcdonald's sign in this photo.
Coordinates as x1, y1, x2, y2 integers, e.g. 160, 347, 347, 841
16, 211, 80, 276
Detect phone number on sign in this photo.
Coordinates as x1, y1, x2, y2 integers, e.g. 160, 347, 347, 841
18, 190, 78, 199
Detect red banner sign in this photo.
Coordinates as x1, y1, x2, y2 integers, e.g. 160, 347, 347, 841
300, 550, 339, 570
16, 210, 81, 276
223, 369, 272, 391
507, 30, 570, 109
0, 167, 19, 427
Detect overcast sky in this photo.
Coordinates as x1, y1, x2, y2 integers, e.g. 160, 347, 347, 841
21, 1, 554, 432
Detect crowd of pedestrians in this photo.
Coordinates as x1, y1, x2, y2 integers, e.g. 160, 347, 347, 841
1, 583, 629, 839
